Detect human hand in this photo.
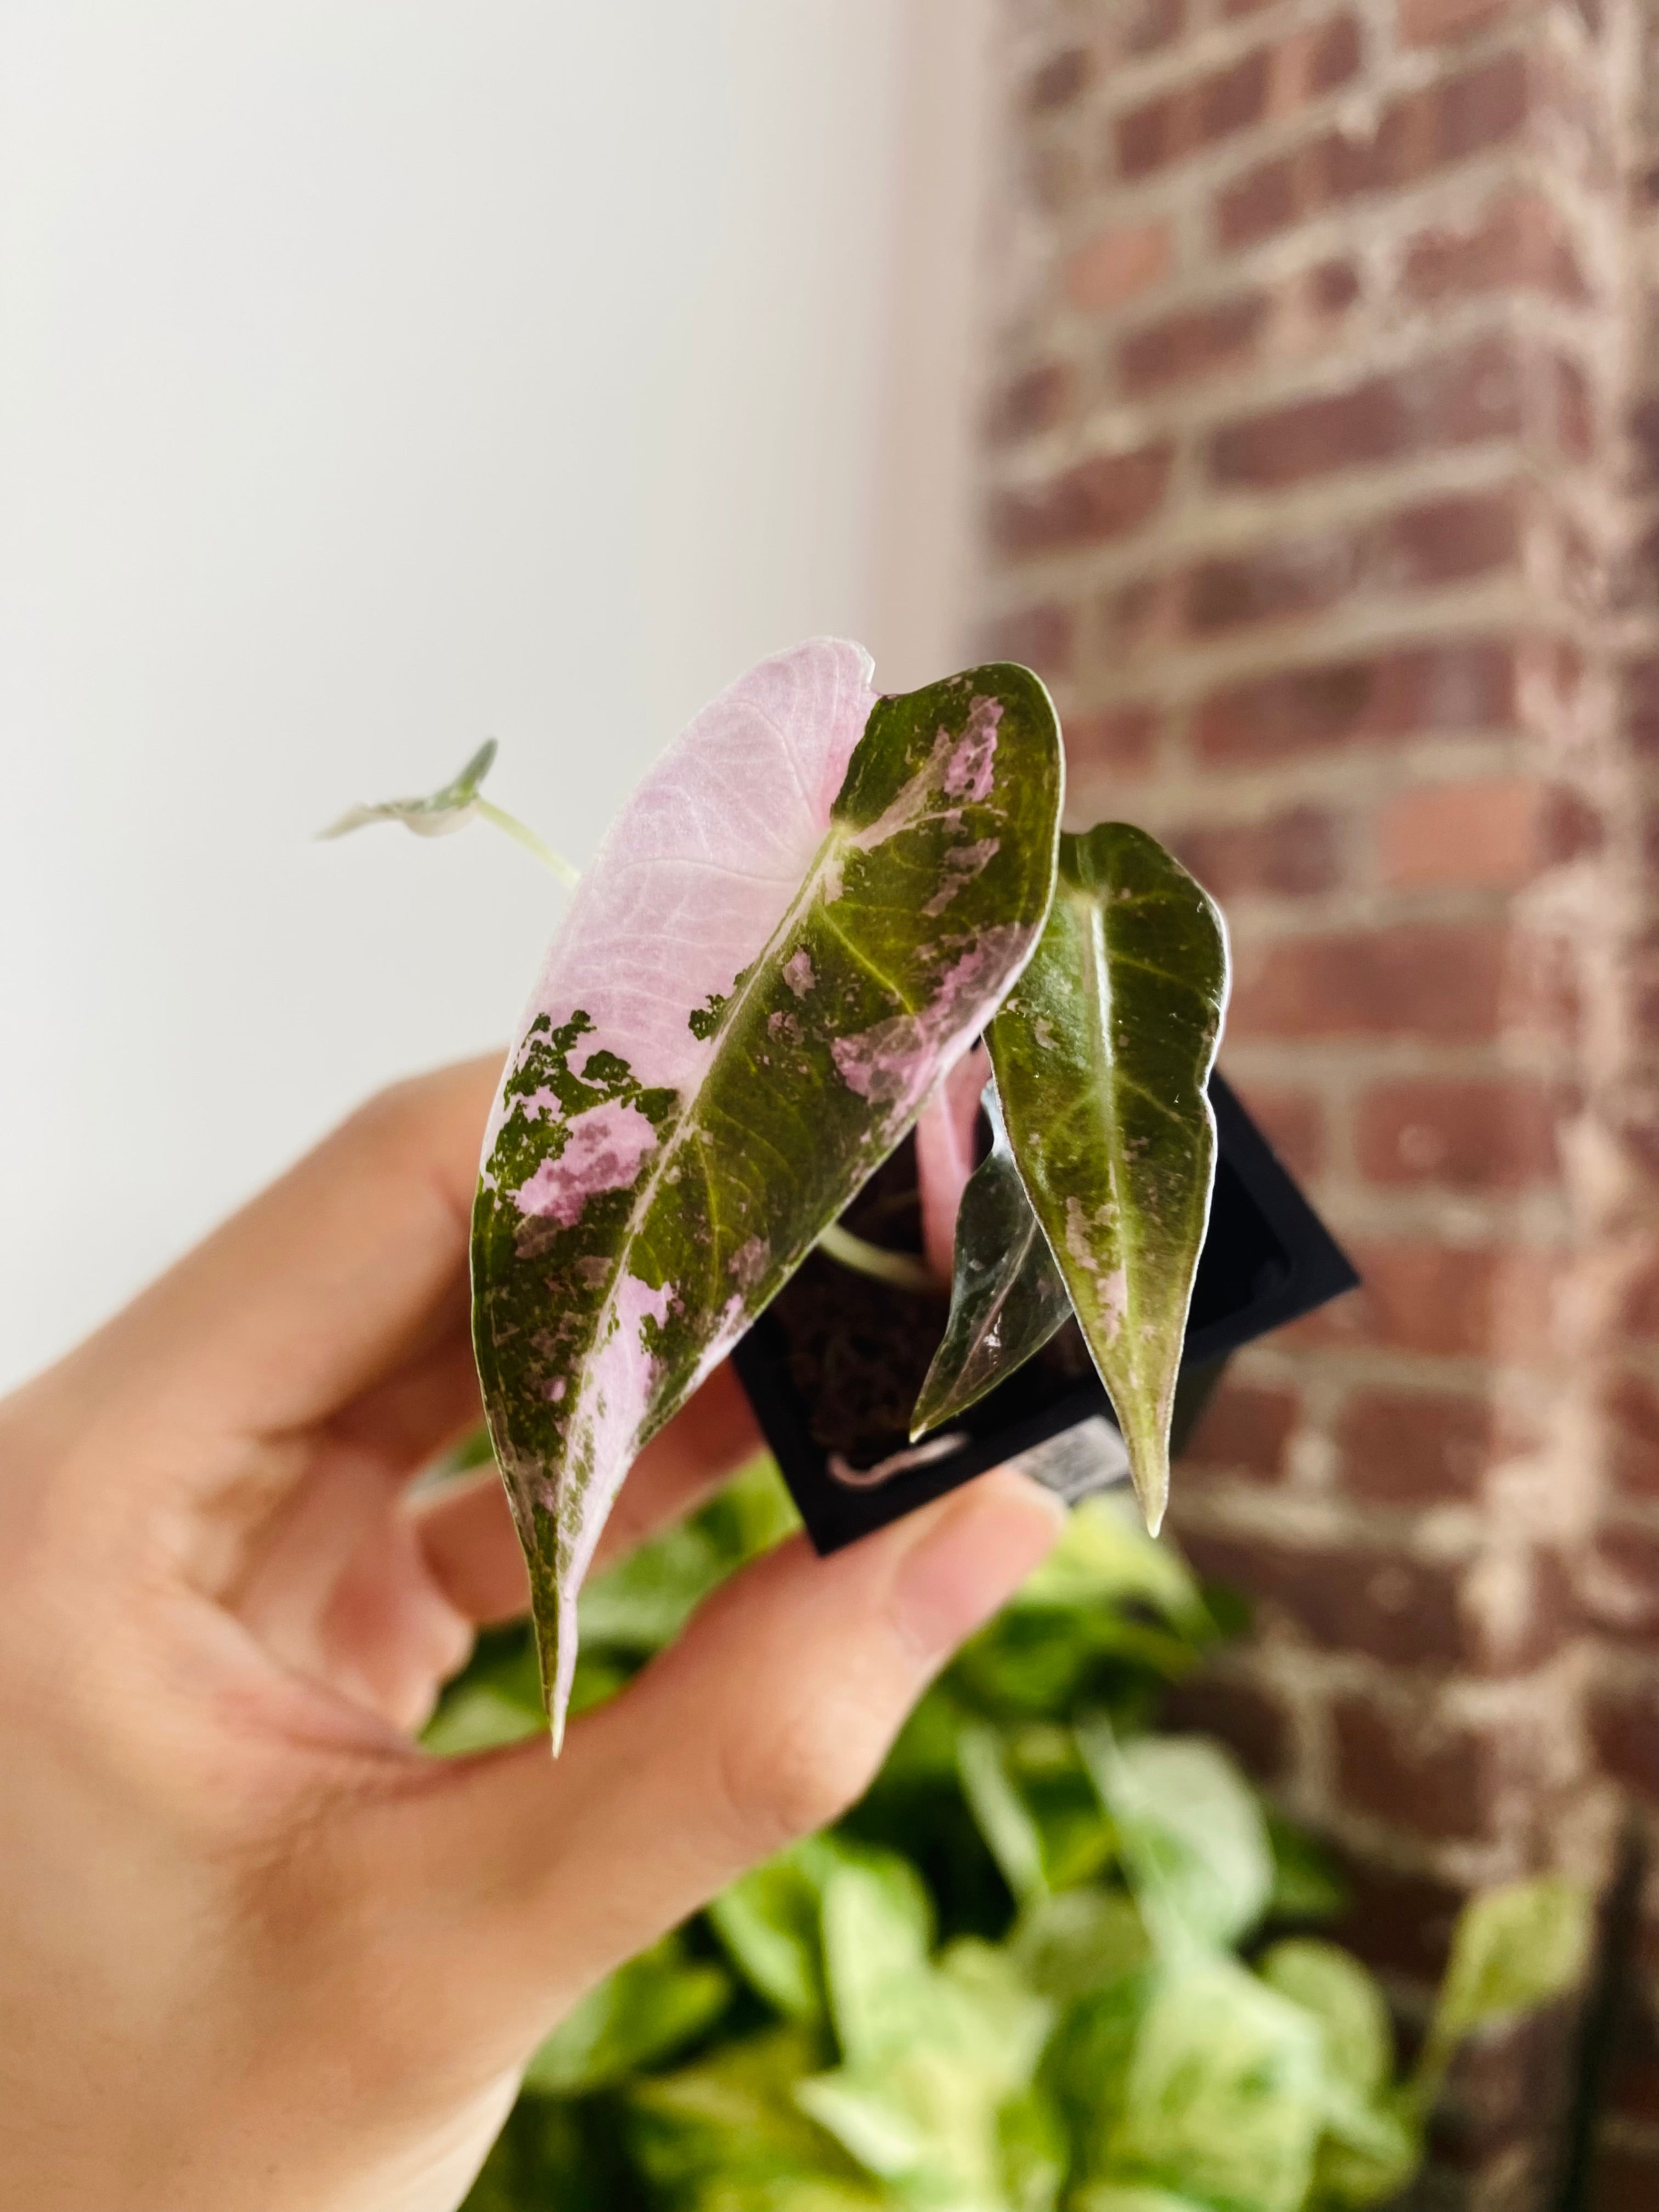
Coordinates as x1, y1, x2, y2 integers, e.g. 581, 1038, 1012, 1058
0, 1058, 1064, 2212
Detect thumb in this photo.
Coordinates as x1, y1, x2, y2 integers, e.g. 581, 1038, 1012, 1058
372, 1468, 1064, 2064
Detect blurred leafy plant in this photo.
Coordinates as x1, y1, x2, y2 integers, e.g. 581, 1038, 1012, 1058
435, 1457, 1588, 2212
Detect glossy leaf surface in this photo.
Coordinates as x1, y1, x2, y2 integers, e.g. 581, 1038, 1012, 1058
911, 1087, 1074, 1440
471, 641, 1063, 1739
988, 824, 1228, 1532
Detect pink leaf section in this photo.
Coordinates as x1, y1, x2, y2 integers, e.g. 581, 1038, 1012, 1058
483, 639, 878, 1169
514, 1099, 661, 1228
913, 1043, 992, 1284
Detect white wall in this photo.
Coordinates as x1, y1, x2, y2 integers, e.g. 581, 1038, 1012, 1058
0, 0, 995, 1392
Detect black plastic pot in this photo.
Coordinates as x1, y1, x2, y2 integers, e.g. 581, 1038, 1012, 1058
732, 1072, 1358, 1554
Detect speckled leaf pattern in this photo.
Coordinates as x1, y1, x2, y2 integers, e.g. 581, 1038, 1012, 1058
986, 826, 1228, 1534
910, 1088, 1073, 1439
472, 641, 1064, 1743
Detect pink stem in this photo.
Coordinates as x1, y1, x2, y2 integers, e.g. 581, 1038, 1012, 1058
913, 1043, 992, 1285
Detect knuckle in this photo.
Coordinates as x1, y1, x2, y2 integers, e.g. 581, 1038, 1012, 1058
713, 1684, 888, 1858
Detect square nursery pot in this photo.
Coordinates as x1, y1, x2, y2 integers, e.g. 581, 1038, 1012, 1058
732, 1072, 1358, 1554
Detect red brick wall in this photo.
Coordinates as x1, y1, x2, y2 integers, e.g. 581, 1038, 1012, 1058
973, 1, 1658, 2202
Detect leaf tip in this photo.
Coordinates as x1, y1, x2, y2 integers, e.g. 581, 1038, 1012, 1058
1129, 1446, 1170, 1539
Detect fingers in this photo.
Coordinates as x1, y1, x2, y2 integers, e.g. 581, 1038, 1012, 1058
46, 1057, 502, 1447
411, 1362, 761, 1626
380, 1469, 1065, 2063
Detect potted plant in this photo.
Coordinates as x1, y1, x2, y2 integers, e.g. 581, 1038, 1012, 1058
328, 636, 1351, 1745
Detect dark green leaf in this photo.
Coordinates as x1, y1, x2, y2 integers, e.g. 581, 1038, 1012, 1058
1041, 1966, 1158, 2182
911, 1089, 1074, 1437
471, 645, 1064, 1741
988, 825, 1228, 1531
1266, 1815, 1349, 1926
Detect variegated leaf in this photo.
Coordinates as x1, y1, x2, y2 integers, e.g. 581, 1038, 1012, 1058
988, 825, 1228, 1533
910, 1086, 1073, 1438
472, 640, 1064, 1743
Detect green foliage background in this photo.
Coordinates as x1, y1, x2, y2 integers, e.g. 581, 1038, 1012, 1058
427, 1459, 1589, 2212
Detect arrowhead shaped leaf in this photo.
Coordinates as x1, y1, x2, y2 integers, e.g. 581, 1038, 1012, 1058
986, 825, 1228, 1532
471, 641, 1064, 1742
911, 1086, 1074, 1439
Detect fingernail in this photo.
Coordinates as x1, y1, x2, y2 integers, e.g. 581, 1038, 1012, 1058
890, 1470, 1066, 1662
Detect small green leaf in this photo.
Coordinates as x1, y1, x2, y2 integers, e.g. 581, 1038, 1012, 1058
958, 1720, 1049, 1910
1081, 1728, 1273, 1954
708, 1841, 835, 2025
1113, 1955, 1325, 2212
1437, 1875, 1593, 2036
1414, 1876, 1592, 2107
1258, 1939, 1392, 2099
319, 738, 499, 840
988, 824, 1228, 1532
912, 1088, 1074, 1437
819, 1854, 936, 2068
522, 1933, 733, 2094
627, 2028, 883, 2205
1042, 1965, 1158, 2180
320, 737, 579, 881
800, 1938, 1054, 2205
1311, 2089, 1421, 2208
1014, 1887, 1149, 2007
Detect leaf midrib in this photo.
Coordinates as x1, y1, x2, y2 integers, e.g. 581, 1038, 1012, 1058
562, 716, 970, 1454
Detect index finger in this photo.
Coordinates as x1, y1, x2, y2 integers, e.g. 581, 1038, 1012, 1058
43, 1056, 503, 1444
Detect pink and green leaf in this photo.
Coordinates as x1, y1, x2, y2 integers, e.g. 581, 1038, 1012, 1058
471, 641, 1064, 1743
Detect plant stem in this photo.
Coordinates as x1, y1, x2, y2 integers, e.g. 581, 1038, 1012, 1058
817, 1222, 938, 1294
474, 798, 582, 888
